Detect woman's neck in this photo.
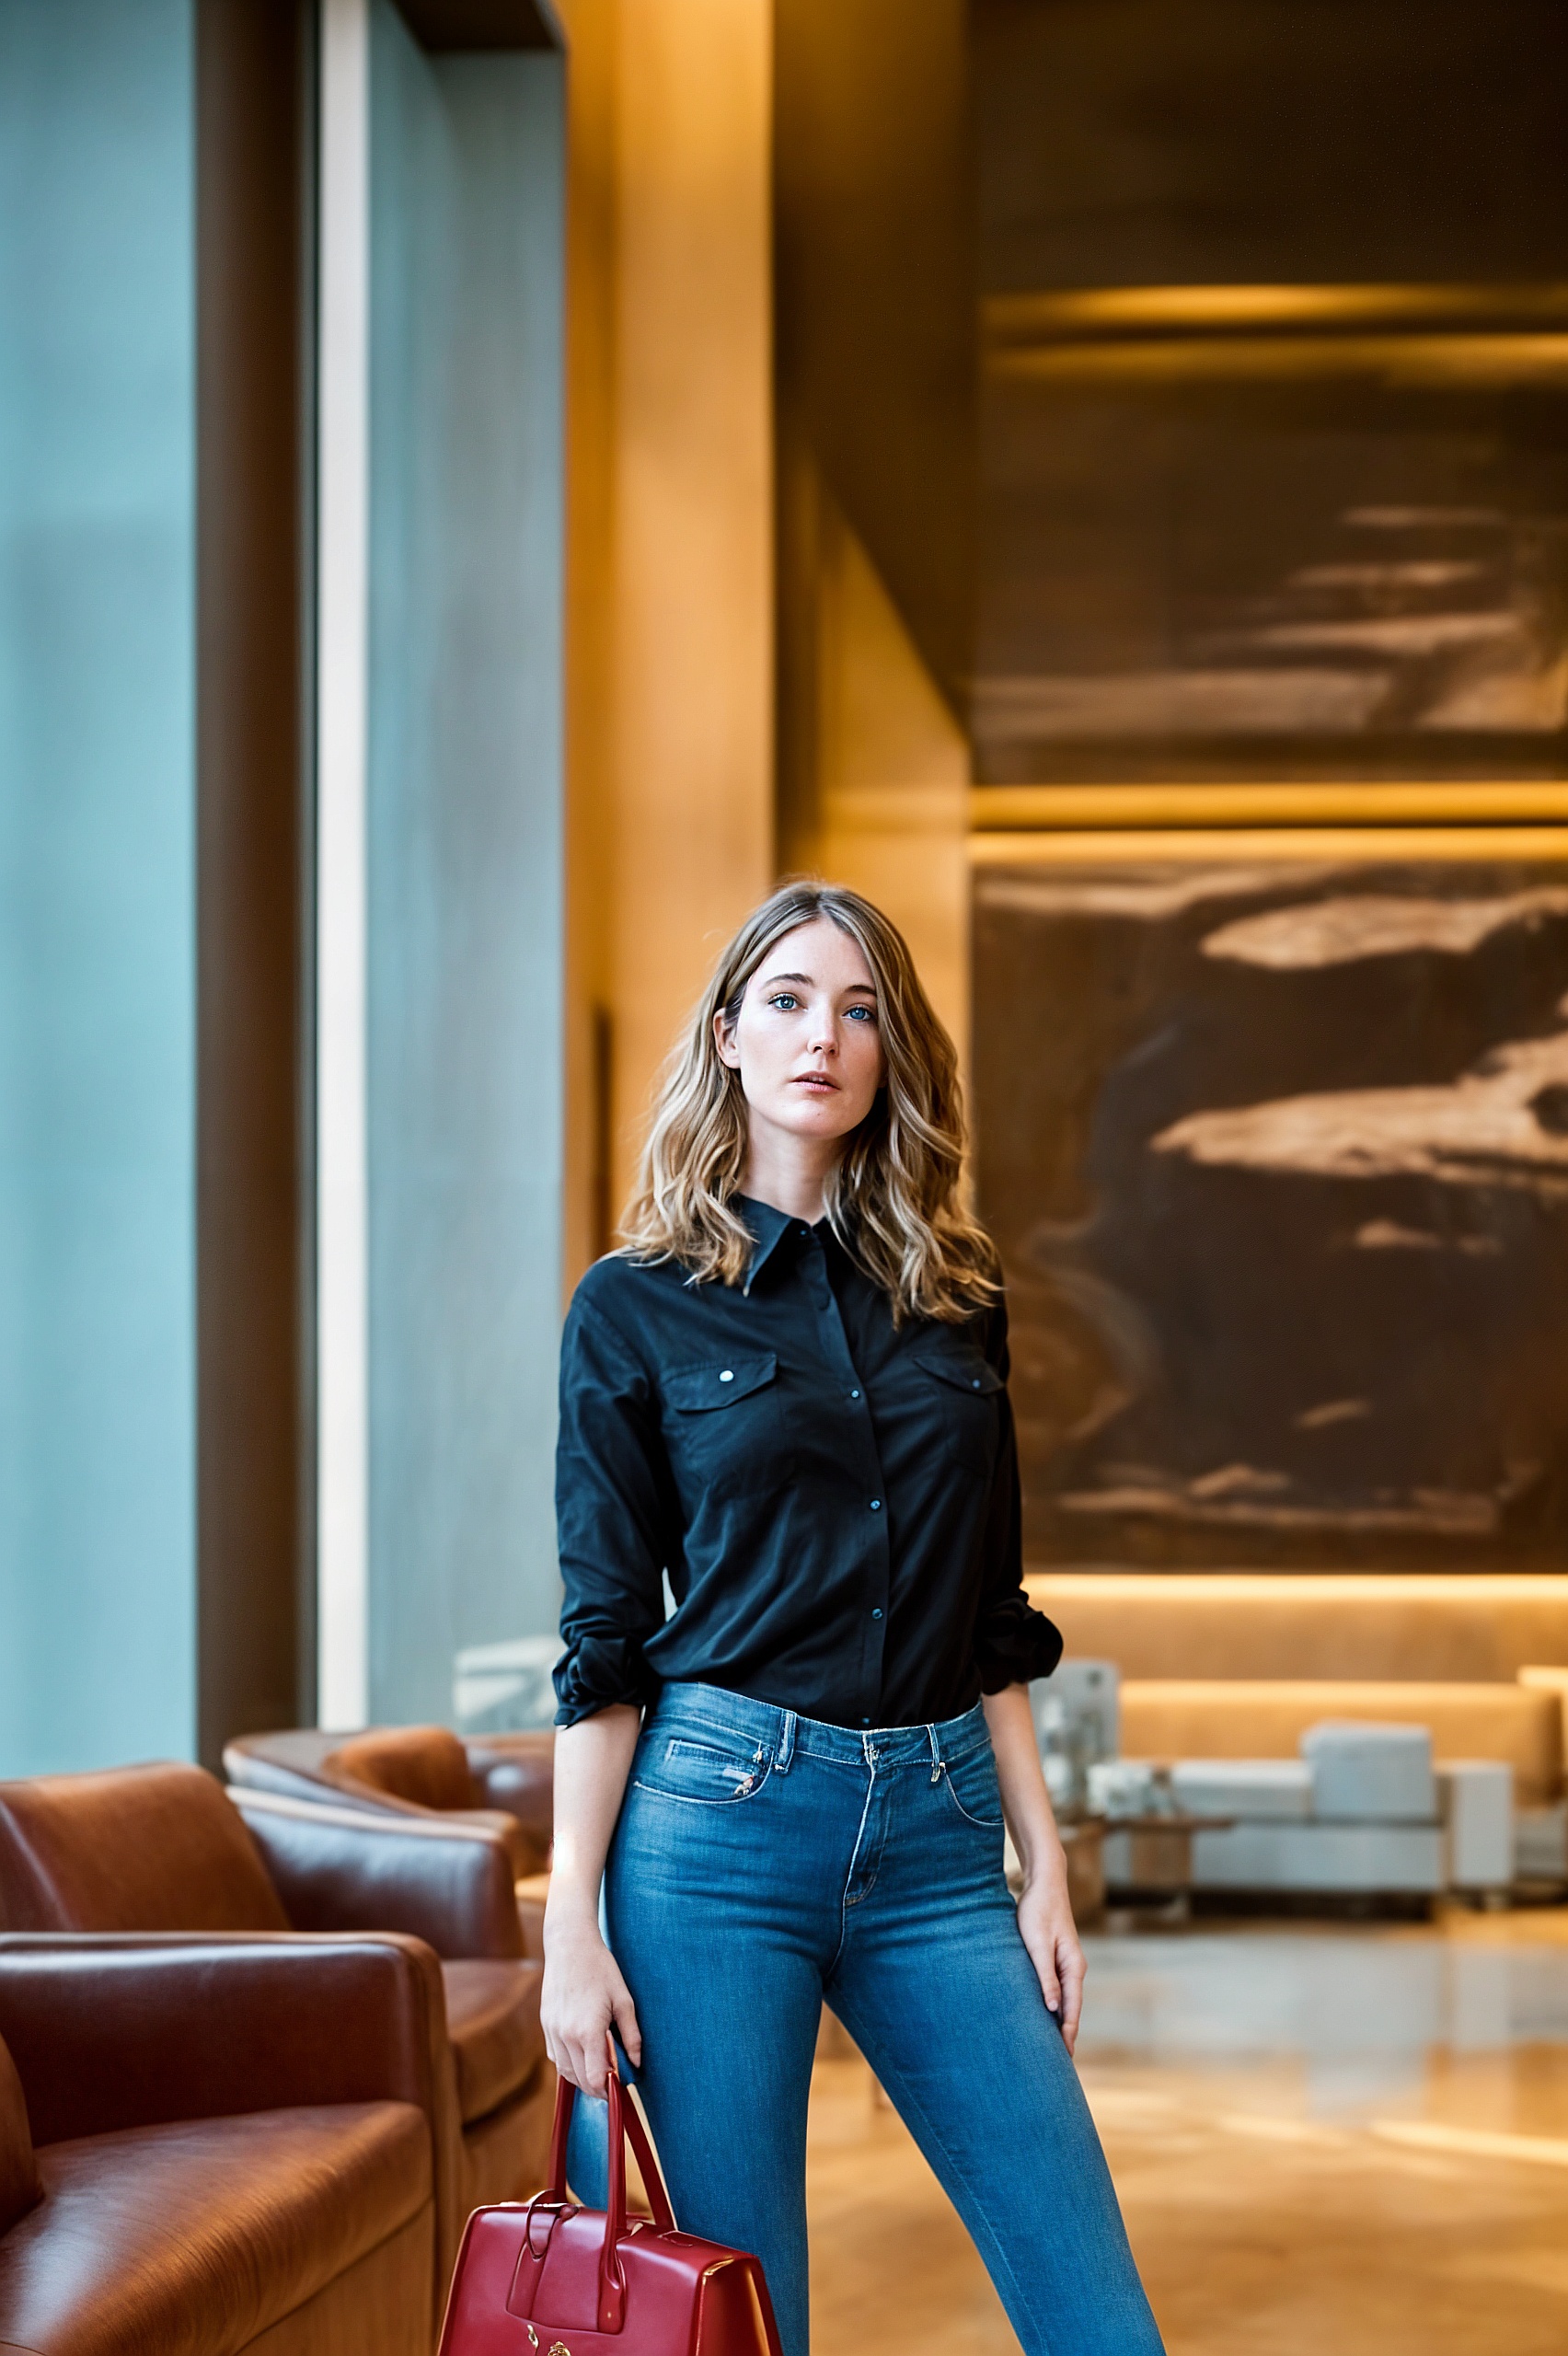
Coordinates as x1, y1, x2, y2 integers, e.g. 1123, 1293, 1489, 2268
739, 1126, 842, 1226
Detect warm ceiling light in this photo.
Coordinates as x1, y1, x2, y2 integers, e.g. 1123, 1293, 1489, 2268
983, 282, 1568, 347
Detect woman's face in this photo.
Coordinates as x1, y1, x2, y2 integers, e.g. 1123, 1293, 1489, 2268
716, 917, 886, 1149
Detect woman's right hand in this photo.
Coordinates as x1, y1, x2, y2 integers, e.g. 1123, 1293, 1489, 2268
541, 1910, 643, 2097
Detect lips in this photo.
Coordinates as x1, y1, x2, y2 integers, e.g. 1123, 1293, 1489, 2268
791, 1072, 839, 1091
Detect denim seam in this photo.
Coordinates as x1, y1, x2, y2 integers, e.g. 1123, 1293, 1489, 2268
791, 1738, 989, 1770
791, 1744, 884, 1768
665, 1737, 757, 1764
938, 1734, 995, 1767
650, 1708, 778, 1750
828, 1765, 880, 1972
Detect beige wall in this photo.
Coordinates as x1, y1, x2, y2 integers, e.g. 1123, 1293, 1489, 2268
558, 0, 775, 1288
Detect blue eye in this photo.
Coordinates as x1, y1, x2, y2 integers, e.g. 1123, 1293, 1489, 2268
769, 993, 799, 1012
847, 1004, 877, 1022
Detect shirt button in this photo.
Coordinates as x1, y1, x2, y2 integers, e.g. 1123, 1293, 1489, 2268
849, 1388, 861, 1401
871, 1607, 883, 1621
869, 1498, 882, 1512
719, 1369, 734, 1383
972, 1378, 981, 1391
859, 1716, 870, 1727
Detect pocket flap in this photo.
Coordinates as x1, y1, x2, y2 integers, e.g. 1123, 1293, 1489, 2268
914, 1348, 1004, 1397
663, 1352, 778, 1412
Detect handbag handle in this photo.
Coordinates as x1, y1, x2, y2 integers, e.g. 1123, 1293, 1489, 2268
546, 2046, 676, 2333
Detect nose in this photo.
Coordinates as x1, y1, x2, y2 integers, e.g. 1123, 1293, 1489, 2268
806, 1003, 837, 1057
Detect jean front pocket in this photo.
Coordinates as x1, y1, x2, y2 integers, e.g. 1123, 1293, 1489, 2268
940, 1742, 1005, 1830
632, 1727, 773, 1807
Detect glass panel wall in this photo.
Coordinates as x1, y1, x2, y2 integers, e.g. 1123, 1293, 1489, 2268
366, 2, 565, 1725
0, 0, 197, 1773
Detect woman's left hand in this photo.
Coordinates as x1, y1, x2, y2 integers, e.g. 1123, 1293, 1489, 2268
982, 1684, 1089, 2058
1015, 1870, 1086, 2054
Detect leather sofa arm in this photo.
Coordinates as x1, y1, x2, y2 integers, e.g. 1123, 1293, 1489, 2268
234, 1790, 525, 1960
0, 1931, 455, 2149
467, 1735, 554, 1872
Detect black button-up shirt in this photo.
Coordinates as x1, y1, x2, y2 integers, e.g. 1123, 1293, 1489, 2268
554, 1196, 1062, 1729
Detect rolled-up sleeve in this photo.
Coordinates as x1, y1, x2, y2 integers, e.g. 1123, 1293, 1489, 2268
971, 1300, 1064, 1692
554, 1290, 674, 1726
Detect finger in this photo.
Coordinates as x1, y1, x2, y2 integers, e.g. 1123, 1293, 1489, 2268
612, 1987, 643, 2069
560, 2030, 593, 2096
1039, 1947, 1063, 2016
1060, 1947, 1086, 2052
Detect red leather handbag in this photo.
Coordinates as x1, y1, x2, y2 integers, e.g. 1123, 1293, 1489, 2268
437, 2064, 784, 2356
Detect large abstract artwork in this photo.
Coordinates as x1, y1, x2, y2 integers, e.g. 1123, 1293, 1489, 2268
973, 852, 1568, 1567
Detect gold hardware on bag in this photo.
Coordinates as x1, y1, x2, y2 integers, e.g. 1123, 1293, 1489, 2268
525, 2331, 538, 2350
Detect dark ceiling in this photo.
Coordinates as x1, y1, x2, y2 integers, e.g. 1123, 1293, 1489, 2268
976, 0, 1568, 292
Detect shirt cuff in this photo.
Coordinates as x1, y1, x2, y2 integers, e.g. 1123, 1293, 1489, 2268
974, 1592, 1064, 1692
552, 1633, 661, 1727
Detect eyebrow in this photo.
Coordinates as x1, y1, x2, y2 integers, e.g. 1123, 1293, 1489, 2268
759, 969, 877, 997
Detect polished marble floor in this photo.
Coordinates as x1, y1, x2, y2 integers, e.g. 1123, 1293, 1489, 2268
806, 1906, 1568, 2355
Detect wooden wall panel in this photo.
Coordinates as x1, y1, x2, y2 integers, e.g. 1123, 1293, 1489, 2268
557, 0, 775, 1275
196, 0, 315, 1761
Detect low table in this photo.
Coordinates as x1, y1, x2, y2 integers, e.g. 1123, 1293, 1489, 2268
1101, 1813, 1235, 1900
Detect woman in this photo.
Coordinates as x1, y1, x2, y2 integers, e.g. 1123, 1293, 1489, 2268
542, 883, 1164, 2356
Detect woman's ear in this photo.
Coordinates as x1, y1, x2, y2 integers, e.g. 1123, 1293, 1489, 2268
713, 1009, 742, 1069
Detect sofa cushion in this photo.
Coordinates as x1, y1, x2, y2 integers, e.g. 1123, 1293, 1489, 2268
1168, 1759, 1312, 1820
441, 1960, 544, 2124
1190, 1821, 1445, 1895
1121, 1680, 1562, 1806
0, 1765, 288, 1934
459, 2073, 555, 2212
0, 2034, 40, 2235
1301, 1720, 1435, 1821
0, 2101, 429, 2356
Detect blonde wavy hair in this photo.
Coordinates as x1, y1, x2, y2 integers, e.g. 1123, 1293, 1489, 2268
619, 883, 998, 1324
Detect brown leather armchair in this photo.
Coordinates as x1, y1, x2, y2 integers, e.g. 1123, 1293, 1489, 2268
0, 1931, 444, 2354
0, 1764, 555, 2304
223, 1726, 554, 1871
224, 1725, 556, 1956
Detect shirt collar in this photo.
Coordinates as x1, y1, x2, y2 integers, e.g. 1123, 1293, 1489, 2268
734, 1194, 803, 1292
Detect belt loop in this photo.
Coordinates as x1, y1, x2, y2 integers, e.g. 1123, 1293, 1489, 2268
776, 1710, 797, 1775
928, 1723, 943, 1784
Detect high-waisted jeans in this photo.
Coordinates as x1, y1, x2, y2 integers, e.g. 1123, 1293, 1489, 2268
566, 1682, 1165, 2356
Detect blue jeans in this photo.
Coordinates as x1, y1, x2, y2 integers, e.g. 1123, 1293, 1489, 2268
568, 1682, 1164, 2356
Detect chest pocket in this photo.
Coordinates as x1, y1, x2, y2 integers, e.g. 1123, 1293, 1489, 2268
914, 1346, 1004, 1478
662, 1351, 791, 1499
